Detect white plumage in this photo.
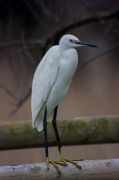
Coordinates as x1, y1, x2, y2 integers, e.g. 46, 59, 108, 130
31, 34, 79, 131
31, 34, 97, 131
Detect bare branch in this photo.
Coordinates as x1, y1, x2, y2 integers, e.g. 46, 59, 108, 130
23, 46, 36, 65
0, 83, 18, 101
79, 43, 119, 69
20, 0, 42, 24
73, 6, 119, 28
9, 88, 31, 116
6, 50, 20, 86
53, 7, 119, 44
0, 40, 46, 49
0, 117, 119, 150
36, 0, 61, 24
0, 82, 31, 117
1, 7, 119, 50
21, 31, 36, 65
0, 159, 119, 180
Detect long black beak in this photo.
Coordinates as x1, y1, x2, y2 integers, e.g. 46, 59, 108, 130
73, 40, 98, 47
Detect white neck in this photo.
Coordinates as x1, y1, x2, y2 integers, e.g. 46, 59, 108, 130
59, 42, 70, 57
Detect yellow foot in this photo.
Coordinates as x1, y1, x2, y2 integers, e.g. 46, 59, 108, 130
46, 157, 64, 174
60, 157, 83, 169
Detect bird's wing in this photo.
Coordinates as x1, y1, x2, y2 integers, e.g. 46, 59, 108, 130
31, 52, 59, 128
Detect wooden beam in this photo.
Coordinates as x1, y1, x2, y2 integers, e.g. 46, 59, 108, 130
0, 159, 119, 180
0, 116, 119, 150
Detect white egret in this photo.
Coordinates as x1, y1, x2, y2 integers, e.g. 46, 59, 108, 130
31, 34, 97, 174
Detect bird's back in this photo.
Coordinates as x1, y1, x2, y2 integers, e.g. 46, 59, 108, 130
31, 46, 60, 131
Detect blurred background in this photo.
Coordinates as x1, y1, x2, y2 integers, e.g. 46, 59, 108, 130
0, 0, 119, 165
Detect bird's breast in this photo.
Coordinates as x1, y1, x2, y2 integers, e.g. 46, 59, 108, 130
46, 50, 78, 110
59, 49, 78, 82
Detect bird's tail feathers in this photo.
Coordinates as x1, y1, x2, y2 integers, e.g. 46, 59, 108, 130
32, 118, 43, 132
37, 123, 43, 131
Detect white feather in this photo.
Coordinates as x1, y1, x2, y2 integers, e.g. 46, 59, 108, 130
31, 34, 80, 131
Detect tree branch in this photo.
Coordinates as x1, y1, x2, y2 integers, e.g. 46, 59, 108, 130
0, 83, 18, 101
0, 7, 119, 49
53, 7, 119, 44
0, 40, 46, 49
79, 43, 119, 69
0, 116, 119, 150
0, 159, 119, 180
66, 7, 119, 31
9, 88, 31, 117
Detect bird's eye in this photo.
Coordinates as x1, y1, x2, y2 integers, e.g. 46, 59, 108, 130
69, 39, 74, 44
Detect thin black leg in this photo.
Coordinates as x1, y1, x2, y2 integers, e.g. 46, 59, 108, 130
43, 107, 48, 158
52, 106, 62, 152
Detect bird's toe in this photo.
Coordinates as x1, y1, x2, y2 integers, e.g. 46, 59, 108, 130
45, 157, 62, 174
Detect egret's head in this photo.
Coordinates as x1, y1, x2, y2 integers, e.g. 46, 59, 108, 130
59, 34, 97, 49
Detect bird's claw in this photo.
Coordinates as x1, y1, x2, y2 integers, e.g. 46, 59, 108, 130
60, 158, 68, 166
60, 157, 82, 169
45, 157, 82, 174
45, 157, 62, 174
